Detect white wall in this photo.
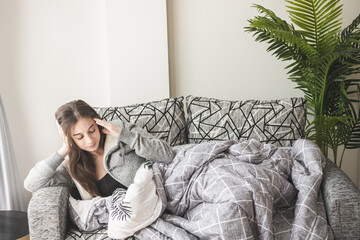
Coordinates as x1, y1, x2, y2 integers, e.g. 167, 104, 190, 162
167, 0, 299, 100
105, 0, 169, 106
0, 0, 169, 205
167, 0, 360, 187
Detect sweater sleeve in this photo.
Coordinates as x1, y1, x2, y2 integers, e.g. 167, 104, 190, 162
118, 122, 174, 163
24, 152, 72, 193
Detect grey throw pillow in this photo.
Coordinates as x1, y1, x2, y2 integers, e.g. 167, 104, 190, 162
186, 96, 306, 147
95, 97, 186, 146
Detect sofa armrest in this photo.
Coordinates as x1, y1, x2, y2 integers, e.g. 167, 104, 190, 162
321, 158, 360, 240
27, 186, 70, 240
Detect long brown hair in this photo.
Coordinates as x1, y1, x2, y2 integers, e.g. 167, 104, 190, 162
55, 100, 105, 197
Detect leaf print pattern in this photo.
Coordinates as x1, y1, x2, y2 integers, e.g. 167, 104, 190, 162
143, 161, 153, 169
110, 188, 132, 221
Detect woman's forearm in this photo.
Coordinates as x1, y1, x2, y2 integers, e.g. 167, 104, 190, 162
118, 122, 174, 163
24, 152, 69, 193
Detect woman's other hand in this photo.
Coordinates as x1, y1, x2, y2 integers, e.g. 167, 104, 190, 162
56, 121, 70, 158
94, 118, 122, 138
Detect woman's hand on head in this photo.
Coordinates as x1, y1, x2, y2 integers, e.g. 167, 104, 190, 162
94, 118, 122, 138
56, 121, 70, 158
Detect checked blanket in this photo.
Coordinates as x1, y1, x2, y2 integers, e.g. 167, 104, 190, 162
134, 139, 334, 240
69, 139, 334, 239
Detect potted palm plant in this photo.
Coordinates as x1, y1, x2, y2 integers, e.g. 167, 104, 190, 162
246, 0, 360, 167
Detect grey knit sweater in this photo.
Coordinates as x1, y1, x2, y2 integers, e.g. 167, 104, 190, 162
24, 121, 174, 199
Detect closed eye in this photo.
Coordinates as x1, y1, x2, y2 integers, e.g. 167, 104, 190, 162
76, 135, 84, 140
73, 124, 95, 140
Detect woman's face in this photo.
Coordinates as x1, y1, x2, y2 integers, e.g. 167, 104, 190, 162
71, 117, 101, 153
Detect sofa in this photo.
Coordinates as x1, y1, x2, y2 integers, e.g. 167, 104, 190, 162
27, 96, 360, 240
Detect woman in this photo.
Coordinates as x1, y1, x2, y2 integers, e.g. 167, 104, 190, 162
24, 100, 174, 200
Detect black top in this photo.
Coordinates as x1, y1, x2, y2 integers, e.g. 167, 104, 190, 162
97, 173, 127, 197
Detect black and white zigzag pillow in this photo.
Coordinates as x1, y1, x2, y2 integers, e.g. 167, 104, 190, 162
186, 96, 306, 147
95, 97, 187, 146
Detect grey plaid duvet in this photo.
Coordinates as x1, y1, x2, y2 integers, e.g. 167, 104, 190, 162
133, 139, 334, 239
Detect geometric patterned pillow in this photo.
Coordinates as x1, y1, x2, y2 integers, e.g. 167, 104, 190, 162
66, 227, 137, 240
66, 227, 110, 240
95, 97, 187, 146
186, 96, 307, 147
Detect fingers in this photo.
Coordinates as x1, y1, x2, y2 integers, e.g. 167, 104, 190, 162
94, 118, 108, 128
94, 118, 115, 132
94, 118, 111, 133
101, 128, 111, 135
94, 118, 121, 137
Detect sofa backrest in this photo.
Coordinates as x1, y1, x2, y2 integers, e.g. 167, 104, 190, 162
95, 95, 307, 147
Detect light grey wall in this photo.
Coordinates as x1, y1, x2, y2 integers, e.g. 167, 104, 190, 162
167, 0, 300, 101
105, 0, 170, 106
167, 0, 360, 187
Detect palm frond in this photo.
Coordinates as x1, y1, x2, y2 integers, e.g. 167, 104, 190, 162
341, 12, 360, 42
286, 0, 342, 54
345, 118, 360, 149
246, 5, 318, 58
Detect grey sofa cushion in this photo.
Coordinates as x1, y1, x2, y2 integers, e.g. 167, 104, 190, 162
321, 158, 360, 239
186, 96, 306, 147
95, 97, 186, 146
27, 186, 70, 240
